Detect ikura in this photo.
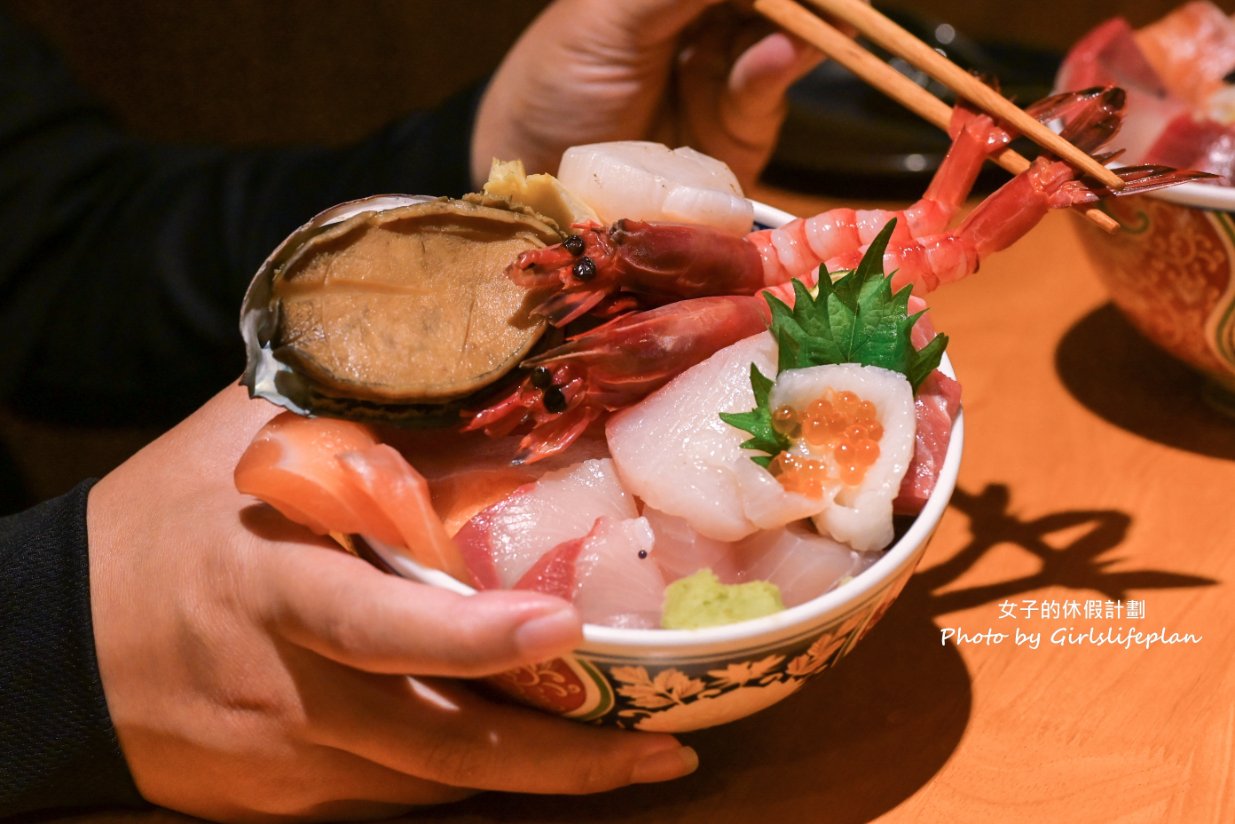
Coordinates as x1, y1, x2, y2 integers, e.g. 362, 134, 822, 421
769, 390, 885, 497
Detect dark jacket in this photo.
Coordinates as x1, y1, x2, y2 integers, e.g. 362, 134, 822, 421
0, 9, 478, 814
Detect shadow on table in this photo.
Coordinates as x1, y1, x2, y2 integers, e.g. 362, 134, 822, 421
1055, 304, 1235, 460
419, 476, 1217, 824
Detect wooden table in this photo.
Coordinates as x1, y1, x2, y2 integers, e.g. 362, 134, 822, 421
59, 192, 1235, 823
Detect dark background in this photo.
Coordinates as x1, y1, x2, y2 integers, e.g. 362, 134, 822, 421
0, 0, 1220, 506
3, 0, 1206, 147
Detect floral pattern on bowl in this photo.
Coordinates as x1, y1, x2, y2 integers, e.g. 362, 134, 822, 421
1074, 187, 1235, 407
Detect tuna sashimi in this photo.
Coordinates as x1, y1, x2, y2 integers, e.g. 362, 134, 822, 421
1135, 1, 1235, 110
895, 369, 962, 514
1056, 4, 1235, 181
1055, 17, 1190, 165
453, 458, 637, 589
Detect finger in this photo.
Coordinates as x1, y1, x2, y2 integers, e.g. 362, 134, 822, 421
311, 671, 700, 796
728, 30, 824, 117
261, 545, 584, 677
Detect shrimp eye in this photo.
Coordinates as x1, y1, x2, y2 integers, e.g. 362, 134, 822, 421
563, 234, 585, 255
572, 257, 597, 281
543, 386, 568, 413
529, 365, 553, 389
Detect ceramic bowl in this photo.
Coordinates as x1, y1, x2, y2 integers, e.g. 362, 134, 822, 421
360, 202, 965, 732
1071, 182, 1235, 413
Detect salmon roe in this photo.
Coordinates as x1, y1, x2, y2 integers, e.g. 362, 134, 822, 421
769, 389, 882, 494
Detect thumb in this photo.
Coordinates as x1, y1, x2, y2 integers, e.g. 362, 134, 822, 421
262, 545, 584, 678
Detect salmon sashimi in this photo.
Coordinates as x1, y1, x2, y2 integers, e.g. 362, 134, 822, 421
235, 412, 475, 584
234, 413, 382, 537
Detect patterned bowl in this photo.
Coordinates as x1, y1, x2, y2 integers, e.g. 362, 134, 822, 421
1072, 182, 1235, 414
361, 203, 965, 732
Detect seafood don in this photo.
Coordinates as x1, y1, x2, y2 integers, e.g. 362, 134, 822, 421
235, 86, 1203, 630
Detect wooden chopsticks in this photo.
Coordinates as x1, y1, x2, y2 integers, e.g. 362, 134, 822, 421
754, 0, 1122, 232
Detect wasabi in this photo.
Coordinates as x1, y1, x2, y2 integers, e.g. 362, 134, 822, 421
661, 569, 784, 629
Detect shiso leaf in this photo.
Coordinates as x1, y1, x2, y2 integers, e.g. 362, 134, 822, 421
718, 364, 788, 469
722, 218, 947, 465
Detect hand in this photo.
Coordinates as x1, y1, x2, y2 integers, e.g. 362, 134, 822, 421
87, 384, 697, 822
471, 0, 823, 189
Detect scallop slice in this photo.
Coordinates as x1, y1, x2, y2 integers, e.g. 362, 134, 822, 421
767, 364, 916, 552
557, 141, 754, 236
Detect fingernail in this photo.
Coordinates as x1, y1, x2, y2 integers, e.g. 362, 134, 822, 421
631, 746, 699, 784
514, 606, 583, 660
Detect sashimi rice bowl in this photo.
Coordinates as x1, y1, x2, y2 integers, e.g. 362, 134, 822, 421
1059, 1, 1235, 410
233, 110, 1206, 729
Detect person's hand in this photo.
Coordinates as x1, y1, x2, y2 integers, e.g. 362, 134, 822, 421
471, 0, 823, 190
87, 384, 697, 822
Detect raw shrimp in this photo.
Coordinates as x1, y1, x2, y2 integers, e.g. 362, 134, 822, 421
510, 87, 1203, 327
469, 87, 1205, 463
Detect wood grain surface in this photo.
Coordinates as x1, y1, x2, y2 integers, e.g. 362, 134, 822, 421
47, 193, 1235, 823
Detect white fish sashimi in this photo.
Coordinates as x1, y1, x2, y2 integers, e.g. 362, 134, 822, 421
768, 364, 916, 552
641, 506, 743, 584
453, 458, 636, 588
644, 506, 867, 608
572, 517, 665, 629
607, 333, 817, 541
557, 141, 754, 236
735, 524, 872, 608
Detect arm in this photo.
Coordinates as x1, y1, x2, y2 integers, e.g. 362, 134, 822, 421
0, 482, 143, 815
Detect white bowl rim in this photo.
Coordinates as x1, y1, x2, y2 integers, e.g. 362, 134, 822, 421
370, 200, 964, 657
1147, 179, 1235, 211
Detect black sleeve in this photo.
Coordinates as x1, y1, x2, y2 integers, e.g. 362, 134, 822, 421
0, 480, 145, 816
0, 10, 479, 425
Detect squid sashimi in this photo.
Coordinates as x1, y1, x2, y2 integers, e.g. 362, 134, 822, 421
607, 333, 820, 542
767, 364, 917, 552
453, 458, 637, 589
